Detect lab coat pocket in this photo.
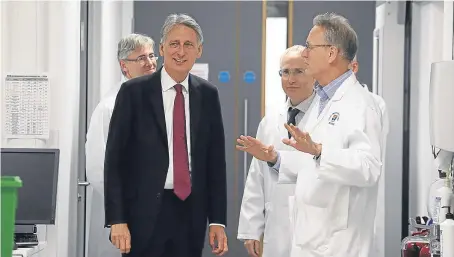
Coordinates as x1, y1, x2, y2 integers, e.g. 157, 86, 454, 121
263, 202, 273, 243
293, 202, 330, 248
330, 186, 350, 233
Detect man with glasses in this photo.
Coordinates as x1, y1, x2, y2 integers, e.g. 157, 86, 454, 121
236, 45, 315, 257
85, 33, 157, 257
276, 13, 383, 257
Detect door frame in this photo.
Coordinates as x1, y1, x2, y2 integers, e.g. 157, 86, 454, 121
77, 1, 89, 256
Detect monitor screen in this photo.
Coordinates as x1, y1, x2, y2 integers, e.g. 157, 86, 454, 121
1, 148, 59, 225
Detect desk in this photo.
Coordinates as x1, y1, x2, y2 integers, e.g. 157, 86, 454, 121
12, 242, 46, 257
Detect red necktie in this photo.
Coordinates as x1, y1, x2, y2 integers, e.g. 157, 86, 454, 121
173, 84, 191, 200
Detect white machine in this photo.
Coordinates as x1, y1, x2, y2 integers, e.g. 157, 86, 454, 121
429, 60, 454, 178
428, 60, 454, 257
430, 60, 454, 155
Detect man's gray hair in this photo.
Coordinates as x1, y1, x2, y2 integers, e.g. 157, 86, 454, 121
117, 33, 155, 62
313, 12, 358, 62
160, 13, 204, 45
280, 45, 305, 67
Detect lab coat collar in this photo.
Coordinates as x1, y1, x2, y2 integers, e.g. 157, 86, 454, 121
161, 66, 189, 92
302, 73, 359, 133
331, 72, 359, 102
277, 92, 316, 136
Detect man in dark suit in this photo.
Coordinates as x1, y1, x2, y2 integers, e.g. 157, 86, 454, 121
104, 13, 228, 257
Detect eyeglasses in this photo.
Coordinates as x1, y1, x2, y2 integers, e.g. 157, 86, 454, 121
304, 42, 332, 50
279, 68, 305, 78
124, 53, 158, 66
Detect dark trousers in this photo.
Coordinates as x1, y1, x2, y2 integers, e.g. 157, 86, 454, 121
124, 190, 202, 257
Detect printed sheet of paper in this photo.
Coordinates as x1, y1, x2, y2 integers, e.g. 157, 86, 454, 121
3, 74, 50, 139
190, 63, 209, 80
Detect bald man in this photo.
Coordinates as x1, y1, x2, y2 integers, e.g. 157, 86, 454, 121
237, 45, 315, 257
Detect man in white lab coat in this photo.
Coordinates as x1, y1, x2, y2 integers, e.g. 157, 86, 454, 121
276, 13, 383, 257
237, 45, 315, 257
85, 33, 157, 257
350, 55, 389, 257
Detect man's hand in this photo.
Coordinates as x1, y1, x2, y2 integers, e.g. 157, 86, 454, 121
209, 225, 228, 256
236, 135, 278, 163
110, 223, 131, 254
282, 124, 321, 156
244, 239, 261, 257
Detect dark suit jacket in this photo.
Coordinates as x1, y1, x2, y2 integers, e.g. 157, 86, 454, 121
103, 67, 227, 253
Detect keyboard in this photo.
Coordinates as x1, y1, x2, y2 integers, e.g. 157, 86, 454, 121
14, 233, 39, 247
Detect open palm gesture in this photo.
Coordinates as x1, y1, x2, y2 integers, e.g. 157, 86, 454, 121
236, 135, 277, 163
282, 124, 321, 156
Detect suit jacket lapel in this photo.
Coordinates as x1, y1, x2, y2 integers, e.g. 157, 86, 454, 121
149, 68, 168, 146
189, 75, 201, 149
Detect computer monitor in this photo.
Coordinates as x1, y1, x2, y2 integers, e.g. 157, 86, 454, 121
1, 148, 59, 225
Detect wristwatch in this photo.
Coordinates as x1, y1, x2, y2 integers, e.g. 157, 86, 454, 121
313, 145, 322, 160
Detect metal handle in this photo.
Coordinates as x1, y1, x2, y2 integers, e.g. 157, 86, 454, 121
372, 28, 380, 95
78, 180, 90, 186
243, 98, 248, 188
80, 22, 85, 52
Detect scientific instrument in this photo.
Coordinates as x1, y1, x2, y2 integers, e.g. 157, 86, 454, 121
423, 60, 454, 257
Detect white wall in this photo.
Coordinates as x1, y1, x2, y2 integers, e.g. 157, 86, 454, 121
409, 1, 447, 218
1, 1, 81, 257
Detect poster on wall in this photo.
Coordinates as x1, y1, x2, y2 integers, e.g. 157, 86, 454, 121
3, 74, 50, 139
190, 63, 209, 80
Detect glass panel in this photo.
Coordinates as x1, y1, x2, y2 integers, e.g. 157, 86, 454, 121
265, 17, 288, 115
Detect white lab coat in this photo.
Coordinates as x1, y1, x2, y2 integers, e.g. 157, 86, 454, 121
238, 101, 310, 257
85, 81, 123, 257
279, 74, 383, 257
362, 84, 389, 257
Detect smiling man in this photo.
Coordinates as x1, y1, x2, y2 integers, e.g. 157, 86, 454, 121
103, 14, 228, 257
85, 33, 157, 257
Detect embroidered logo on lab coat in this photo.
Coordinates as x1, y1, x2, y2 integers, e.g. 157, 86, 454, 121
328, 112, 340, 125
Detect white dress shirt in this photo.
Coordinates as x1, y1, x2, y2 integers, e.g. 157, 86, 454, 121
161, 67, 225, 228
161, 67, 192, 189
286, 92, 315, 125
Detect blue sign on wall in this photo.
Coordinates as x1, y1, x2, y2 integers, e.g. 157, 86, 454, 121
218, 71, 230, 83
243, 71, 256, 84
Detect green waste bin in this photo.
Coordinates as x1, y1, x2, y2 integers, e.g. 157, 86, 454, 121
1, 176, 22, 257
